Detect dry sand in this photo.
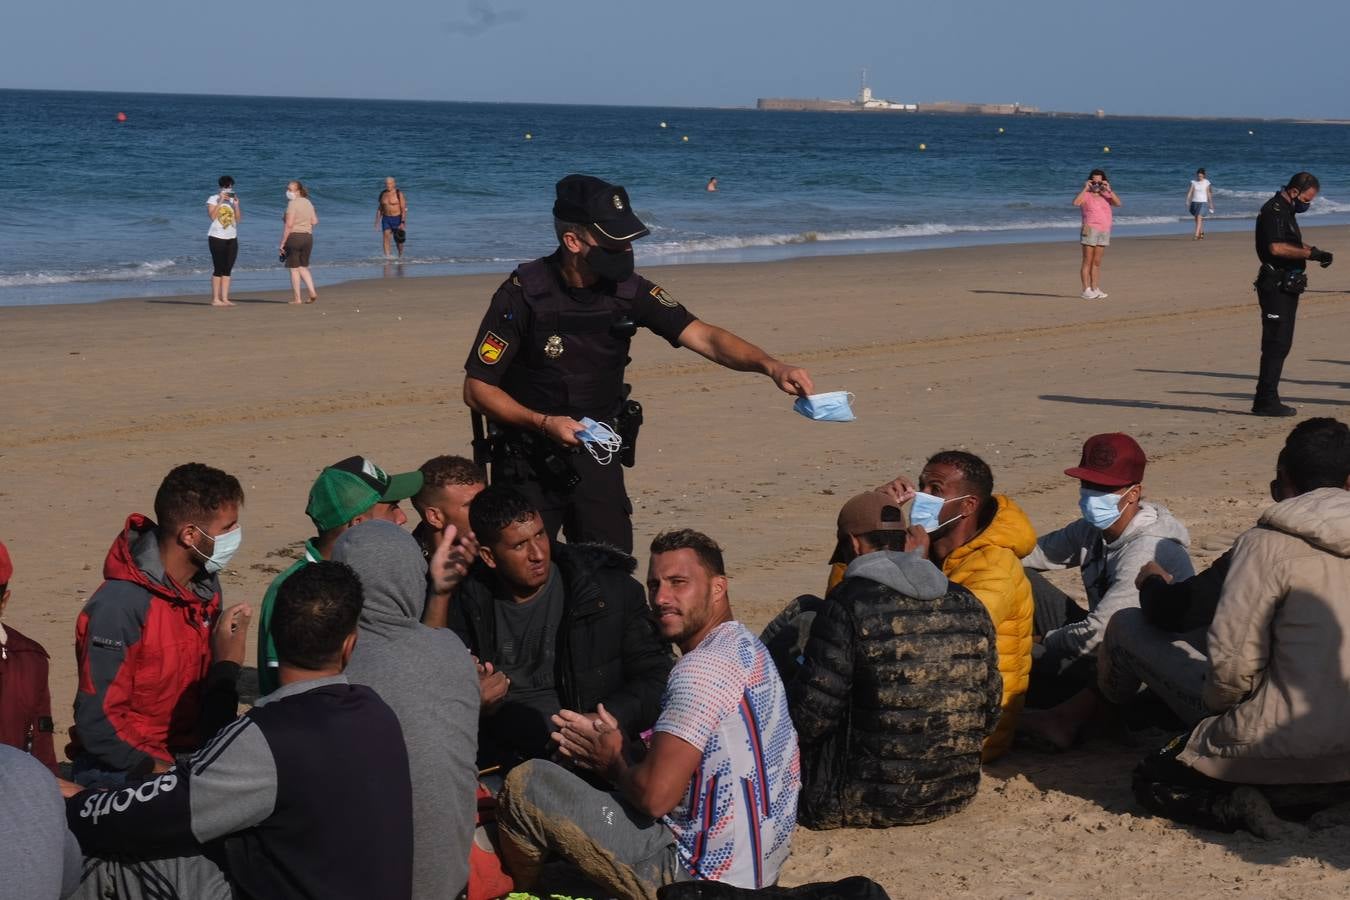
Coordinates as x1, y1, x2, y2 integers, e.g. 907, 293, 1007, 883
3, 227, 1350, 897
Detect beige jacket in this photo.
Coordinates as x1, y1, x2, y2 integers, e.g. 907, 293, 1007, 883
1179, 488, 1350, 784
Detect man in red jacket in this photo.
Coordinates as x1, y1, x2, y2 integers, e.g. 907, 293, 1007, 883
0, 540, 59, 775
70, 463, 249, 787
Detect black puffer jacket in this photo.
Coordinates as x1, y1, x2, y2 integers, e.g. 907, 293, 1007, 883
449, 543, 674, 758
786, 550, 1002, 829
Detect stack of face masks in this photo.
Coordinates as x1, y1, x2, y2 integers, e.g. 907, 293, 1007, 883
794, 391, 856, 423
575, 417, 623, 466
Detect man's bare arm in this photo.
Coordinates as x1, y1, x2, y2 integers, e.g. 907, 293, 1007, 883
676, 320, 814, 396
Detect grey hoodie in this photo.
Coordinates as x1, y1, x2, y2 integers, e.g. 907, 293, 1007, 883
843, 548, 950, 600
1024, 501, 1195, 663
332, 521, 479, 900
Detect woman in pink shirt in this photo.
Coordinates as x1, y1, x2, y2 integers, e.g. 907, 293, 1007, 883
1073, 169, 1123, 299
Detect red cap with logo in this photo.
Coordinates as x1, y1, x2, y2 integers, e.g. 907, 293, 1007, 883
1064, 433, 1147, 488
0, 540, 12, 586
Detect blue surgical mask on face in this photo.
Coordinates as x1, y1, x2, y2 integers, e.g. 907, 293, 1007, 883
794, 391, 855, 422
192, 524, 243, 575
910, 491, 972, 533
1078, 488, 1127, 531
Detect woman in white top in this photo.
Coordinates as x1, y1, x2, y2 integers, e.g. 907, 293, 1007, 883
1185, 168, 1215, 240
206, 175, 242, 306
279, 180, 319, 304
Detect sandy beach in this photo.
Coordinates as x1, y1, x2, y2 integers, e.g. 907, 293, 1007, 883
4, 226, 1350, 897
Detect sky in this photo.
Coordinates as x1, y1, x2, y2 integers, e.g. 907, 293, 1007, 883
5, 0, 1350, 119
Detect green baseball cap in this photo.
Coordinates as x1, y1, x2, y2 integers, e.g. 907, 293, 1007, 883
305, 456, 424, 532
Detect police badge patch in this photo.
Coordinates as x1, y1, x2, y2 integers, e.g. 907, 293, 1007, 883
477, 332, 508, 365
649, 285, 677, 308
544, 335, 565, 359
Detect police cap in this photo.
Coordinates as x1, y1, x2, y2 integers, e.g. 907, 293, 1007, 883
553, 174, 650, 244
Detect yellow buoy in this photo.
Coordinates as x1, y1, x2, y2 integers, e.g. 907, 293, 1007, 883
682, 135, 689, 142
1103, 146, 1110, 152
524, 133, 532, 140
919, 143, 926, 150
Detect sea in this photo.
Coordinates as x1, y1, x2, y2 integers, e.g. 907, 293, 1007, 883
4, 88, 1350, 307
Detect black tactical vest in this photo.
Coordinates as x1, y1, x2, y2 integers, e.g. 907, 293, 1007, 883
500, 257, 639, 419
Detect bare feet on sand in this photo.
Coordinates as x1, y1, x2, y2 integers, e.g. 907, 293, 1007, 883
210, 300, 236, 307
1016, 708, 1079, 751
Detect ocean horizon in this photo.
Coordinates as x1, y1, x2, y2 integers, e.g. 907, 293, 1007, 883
4, 88, 1350, 307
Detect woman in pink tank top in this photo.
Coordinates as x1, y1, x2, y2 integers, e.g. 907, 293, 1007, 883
1073, 169, 1123, 300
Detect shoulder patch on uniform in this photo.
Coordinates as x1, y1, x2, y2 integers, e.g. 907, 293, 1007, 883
477, 332, 508, 365
649, 284, 678, 308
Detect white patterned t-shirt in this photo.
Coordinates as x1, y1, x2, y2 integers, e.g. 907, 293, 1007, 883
655, 620, 800, 888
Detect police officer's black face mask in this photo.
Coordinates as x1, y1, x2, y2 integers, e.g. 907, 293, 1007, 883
584, 244, 635, 282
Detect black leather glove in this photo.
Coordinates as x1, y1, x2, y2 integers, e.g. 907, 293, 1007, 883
1309, 246, 1334, 268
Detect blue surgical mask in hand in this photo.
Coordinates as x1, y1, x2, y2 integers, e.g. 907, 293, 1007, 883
576, 417, 623, 466
909, 491, 972, 533
793, 391, 856, 422
1078, 488, 1126, 530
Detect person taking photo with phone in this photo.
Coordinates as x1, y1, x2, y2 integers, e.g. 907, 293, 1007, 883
1074, 169, 1122, 300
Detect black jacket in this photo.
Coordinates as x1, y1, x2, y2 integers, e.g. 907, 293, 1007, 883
786, 550, 1002, 829
449, 543, 674, 754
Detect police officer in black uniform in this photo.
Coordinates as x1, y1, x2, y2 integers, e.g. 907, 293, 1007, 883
1251, 172, 1334, 416
462, 174, 814, 552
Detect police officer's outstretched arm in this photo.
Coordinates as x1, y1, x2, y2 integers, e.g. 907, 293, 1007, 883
675, 319, 815, 397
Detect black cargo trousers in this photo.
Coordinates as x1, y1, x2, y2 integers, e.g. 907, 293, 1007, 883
1253, 277, 1300, 409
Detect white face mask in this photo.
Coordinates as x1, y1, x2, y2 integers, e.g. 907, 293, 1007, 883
285, 190, 298, 201
192, 524, 243, 575
909, 491, 972, 533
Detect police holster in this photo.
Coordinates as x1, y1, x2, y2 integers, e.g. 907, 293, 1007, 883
614, 383, 643, 469
474, 413, 582, 493
1255, 264, 1307, 296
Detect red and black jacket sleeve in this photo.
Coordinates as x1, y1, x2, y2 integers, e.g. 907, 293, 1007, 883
73, 583, 156, 773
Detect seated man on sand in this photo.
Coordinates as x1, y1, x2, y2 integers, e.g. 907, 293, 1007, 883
449, 485, 673, 770
872, 451, 1035, 762
0, 541, 60, 774
789, 492, 1001, 828
65, 562, 416, 899
1133, 416, 1350, 835
333, 520, 479, 900
70, 463, 250, 787
1018, 433, 1193, 716
255, 455, 424, 696
496, 530, 799, 900
411, 454, 485, 562
1024, 418, 1350, 750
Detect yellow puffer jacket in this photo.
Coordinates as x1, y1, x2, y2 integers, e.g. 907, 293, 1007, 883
940, 494, 1036, 761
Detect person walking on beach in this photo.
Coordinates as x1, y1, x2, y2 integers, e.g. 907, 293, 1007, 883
206, 176, 240, 307
280, 180, 319, 304
1074, 169, 1121, 300
1186, 168, 1214, 240
1250, 172, 1334, 417
377, 177, 408, 259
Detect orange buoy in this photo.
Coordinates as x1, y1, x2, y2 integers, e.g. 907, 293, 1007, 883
116, 112, 127, 122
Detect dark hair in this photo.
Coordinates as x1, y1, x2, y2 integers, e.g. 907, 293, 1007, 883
469, 485, 538, 546
1196, 168, 1206, 176
650, 529, 725, 576
218, 175, 234, 188
554, 217, 590, 247
272, 561, 363, 671
926, 450, 997, 530
857, 530, 906, 553
1286, 172, 1319, 193
1090, 169, 1107, 180
418, 455, 486, 491
153, 463, 244, 534
1279, 417, 1350, 494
